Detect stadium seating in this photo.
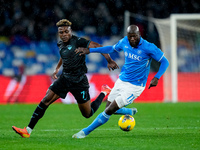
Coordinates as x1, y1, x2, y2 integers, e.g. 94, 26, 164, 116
0, 34, 122, 76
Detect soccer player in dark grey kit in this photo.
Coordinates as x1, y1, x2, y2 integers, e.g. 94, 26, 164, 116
12, 19, 119, 138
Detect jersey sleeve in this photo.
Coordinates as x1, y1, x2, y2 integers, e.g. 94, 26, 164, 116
77, 37, 91, 48
148, 43, 164, 62
113, 38, 124, 52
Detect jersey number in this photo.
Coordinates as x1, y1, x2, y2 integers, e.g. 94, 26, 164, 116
81, 91, 87, 100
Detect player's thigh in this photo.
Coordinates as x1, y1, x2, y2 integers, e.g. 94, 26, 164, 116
77, 100, 92, 117
107, 78, 123, 103
108, 79, 145, 108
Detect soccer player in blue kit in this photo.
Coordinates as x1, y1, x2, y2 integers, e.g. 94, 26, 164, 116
72, 25, 169, 138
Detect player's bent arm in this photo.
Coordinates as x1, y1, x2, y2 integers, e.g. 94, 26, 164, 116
55, 57, 62, 70
148, 56, 169, 89
52, 57, 62, 79
154, 56, 169, 79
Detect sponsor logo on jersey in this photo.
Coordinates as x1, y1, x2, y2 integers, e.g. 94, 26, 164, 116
124, 52, 142, 61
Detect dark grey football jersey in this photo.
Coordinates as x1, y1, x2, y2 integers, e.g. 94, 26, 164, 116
57, 35, 91, 82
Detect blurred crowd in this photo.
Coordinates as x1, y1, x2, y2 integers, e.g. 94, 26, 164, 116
0, 0, 200, 77
1, 0, 200, 40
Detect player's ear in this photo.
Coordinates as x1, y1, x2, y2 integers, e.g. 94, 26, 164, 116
138, 31, 141, 36
68, 26, 72, 32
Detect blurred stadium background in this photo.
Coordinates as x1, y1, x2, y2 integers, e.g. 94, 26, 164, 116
0, 0, 200, 104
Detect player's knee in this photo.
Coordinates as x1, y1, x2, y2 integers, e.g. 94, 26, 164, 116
81, 109, 94, 118
41, 98, 50, 106
82, 113, 91, 118
105, 101, 111, 108
105, 108, 115, 115
41, 92, 59, 106
105, 100, 119, 115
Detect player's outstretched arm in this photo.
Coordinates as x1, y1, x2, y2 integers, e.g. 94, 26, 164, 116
89, 41, 119, 71
75, 41, 100, 55
75, 41, 114, 55
75, 41, 119, 71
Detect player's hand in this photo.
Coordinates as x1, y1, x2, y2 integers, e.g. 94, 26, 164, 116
148, 77, 159, 89
75, 47, 90, 56
52, 69, 59, 79
107, 59, 119, 71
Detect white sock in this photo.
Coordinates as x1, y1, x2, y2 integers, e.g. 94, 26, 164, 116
26, 126, 32, 134
102, 91, 107, 96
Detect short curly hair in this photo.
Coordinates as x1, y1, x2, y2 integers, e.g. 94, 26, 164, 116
56, 19, 72, 27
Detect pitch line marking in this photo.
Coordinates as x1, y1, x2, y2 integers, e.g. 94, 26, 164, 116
39, 127, 200, 132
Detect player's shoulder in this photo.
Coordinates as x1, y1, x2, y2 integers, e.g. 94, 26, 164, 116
74, 35, 90, 42
71, 35, 79, 40
118, 36, 128, 45
122, 36, 128, 43
141, 38, 158, 50
74, 35, 85, 40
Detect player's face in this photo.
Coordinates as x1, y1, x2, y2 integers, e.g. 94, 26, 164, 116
58, 26, 72, 43
127, 32, 140, 47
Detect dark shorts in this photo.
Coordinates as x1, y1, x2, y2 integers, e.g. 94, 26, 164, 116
49, 74, 90, 104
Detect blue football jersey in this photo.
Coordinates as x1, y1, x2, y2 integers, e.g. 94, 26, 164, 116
113, 36, 164, 86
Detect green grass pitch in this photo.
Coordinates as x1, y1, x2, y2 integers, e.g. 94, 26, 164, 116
0, 102, 199, 150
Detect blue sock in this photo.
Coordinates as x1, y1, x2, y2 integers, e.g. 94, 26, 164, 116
83, 111, 111, 135
115, 107, 132, 115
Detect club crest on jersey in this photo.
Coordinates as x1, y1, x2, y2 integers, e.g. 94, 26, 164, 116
67, 45, 72, 50
137, 50, 142, 54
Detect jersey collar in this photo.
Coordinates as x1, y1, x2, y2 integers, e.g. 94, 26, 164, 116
138, 37, 143, 46
135, 37, 143, 48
